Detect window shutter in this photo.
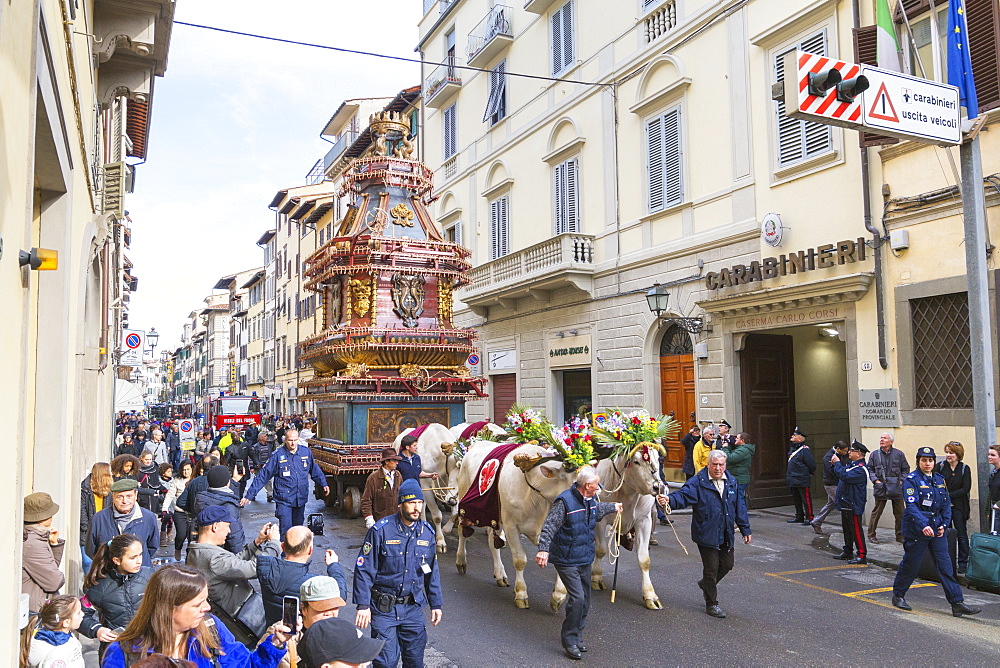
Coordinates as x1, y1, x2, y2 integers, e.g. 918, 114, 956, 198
565, 158, 579, 232
491, 196, 509, 260
562, 1, 574, 69
853, 25, 899, 147
551, 5, 564, 75
484, 61, 506, 123
775, 31, 832, 167
967, 0, 1000, 113
554, 162, 565, 234
662, 108, 682, 207
453, 220, 464, 245
444, 104, 457, 158
647, 115, 664, 212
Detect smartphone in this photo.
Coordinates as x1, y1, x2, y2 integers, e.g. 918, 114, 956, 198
282, 596, 299, 634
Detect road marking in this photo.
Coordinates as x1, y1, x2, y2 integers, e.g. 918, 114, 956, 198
766, 569, 932, 616
770, 565, 868, 576
845, 583, 935, 597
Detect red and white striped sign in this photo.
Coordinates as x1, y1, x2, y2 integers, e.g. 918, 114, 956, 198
784, 51, 864, 129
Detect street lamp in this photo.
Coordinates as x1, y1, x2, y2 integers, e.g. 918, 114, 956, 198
645, 283, 705, 334
147, 327, 159, 351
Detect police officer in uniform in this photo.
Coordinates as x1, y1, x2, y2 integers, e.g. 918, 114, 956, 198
354, 479, 442, 668
240, 428, 329, 539
832, 439, 869, 564
714, 420, 736, 450
891, 446, 981, 617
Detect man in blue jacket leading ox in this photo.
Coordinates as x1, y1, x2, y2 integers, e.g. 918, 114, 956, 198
658, 449, 751, 619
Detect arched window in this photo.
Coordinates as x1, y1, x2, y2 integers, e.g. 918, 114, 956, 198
659, 325, 692, 356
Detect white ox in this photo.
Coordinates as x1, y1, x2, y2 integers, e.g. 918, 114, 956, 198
588, 443, 667, 610
454, 442, 577, 610
391, 423, 459, 553
449, 421, 507, 446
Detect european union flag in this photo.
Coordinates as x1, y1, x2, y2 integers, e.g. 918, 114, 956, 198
947, 0, 978, 118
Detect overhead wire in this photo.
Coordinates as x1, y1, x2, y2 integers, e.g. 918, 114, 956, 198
173, 20, 611, 88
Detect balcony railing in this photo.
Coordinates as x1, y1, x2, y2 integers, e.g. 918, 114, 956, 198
305, 158, 325, 185
462, 233, 595, 314
424, 59, 462, 108
466, 5, 513, 68
323, 130, 359, 173
645, 0, 677, 44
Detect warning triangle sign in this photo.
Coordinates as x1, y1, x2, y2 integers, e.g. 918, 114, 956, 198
868, 82, 899, 122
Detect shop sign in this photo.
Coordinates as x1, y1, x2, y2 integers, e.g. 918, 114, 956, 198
488, 349, 516, 371
548, 335, 591, 368
858, 388, 899, 428
732, 306, 844, 330
706, 238, 868, 290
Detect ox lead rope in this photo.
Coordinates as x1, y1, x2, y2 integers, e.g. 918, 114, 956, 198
608, 509, 622, 603
657, 496, 689, 555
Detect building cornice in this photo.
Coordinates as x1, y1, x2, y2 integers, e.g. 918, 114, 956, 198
697, 272, 874, 318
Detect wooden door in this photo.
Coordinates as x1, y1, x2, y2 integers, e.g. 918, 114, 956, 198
491, 373, 517, 424
659, 326, 696, 470
740, 333, 796, 508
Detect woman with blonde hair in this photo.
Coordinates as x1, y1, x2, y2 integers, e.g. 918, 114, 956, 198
102, 564, 290, 667
81, 462, 113, 569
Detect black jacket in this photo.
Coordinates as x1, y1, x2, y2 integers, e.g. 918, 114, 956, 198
989, 466, 1000, 504
786, 443, 816, 488
256, 556, 347, 626
178, 474, 209, 516
821, 447, 840, 486
866, 446, 910, 500
80, 475, 109, 551
935, 461, 972, 518
137, 464, 164, 514
680, 433, 698, 477
80, 567, 153, 638
194, 485, 246, 553
251, 440, 275, 469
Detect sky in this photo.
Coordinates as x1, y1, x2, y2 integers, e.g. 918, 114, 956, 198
127, 0, 422, 352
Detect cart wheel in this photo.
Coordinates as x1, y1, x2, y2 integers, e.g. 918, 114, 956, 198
342, 486, 362, 518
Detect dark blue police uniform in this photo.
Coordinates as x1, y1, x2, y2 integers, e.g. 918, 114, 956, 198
397, 453, 423, 482
242, 444, 326, 538
833, 440, 869, 563
892, 464, 963, 603
353, 510, 442, 667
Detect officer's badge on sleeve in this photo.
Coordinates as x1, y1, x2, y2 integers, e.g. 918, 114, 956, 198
357, 556, 365, 567
363, 542, 371, 555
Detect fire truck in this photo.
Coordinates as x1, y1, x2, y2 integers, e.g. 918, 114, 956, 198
210, 393, 263, 431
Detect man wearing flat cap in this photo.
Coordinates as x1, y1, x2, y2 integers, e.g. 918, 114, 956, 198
361, 448, 404, 529
87, 478, 160, 566
354, 479, 442, 668
831, 440, 870, 564
891, 446, 981, 617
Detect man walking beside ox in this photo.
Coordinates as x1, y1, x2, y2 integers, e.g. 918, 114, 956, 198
658, 450, 751, 619
535, 466, 622, 660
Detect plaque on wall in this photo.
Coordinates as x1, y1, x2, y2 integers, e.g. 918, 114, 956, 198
858, 388, 899, 428
367, 407, 450, 443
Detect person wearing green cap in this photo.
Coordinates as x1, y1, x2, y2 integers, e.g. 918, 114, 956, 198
87, 478, 160, 567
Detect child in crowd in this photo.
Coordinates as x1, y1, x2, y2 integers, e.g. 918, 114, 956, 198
79, 534, 153, 657
20, 595, 85, 668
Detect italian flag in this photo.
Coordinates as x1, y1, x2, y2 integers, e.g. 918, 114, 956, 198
876, 0, 902, 72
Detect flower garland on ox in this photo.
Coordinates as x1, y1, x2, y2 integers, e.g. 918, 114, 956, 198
592, 409, 679, 460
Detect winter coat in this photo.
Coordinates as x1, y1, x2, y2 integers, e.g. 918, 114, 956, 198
680, 432, 698, 477
21, 525, 66, 612
360, 468, 401, 521
866, 446, 910, 500
256, 555, 347, 626
185, 540, 280, 616
195, 485, 247, 553
990, 466, 1000, 504
834, 458, 868, 516
87, 504, 160, 567
935, 460, 972, 518
80, 566, 152, 638
80, 474, 109, 551
178, 474, 210, 516
103, 614, 286, 668
251, 440, 275, 469
26, 631, 85, 668
537, 486, 616, 567
145, 439, 170, 466
821, 447, 840, 486
137, 464, 164, 514
163, 476, 188, 514
785, 443, 816, 488
721, 442, 755, 485
692, 438, 713, 473
667, 469, 751, 548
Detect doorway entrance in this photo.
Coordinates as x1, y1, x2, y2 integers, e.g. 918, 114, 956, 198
561, 369, 592, 422
658, 325, 696, 475
739, 325, 850, 508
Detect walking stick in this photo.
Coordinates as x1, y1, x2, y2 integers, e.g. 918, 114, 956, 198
609, 511, 622, 603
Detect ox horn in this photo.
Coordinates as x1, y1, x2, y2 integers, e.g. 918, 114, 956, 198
513, 453, 543, 472
441, 441, 455, 456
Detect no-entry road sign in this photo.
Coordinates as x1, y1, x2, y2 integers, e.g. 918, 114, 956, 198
860, 67, 960, 145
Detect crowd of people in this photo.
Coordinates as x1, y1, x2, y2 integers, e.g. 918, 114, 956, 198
20, 411, 435, 668
19, 408, 1000, 666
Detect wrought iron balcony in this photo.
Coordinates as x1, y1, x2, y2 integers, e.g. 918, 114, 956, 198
460, 233, 595, 315
466, 4, 513, 69
424, 60, 462, 109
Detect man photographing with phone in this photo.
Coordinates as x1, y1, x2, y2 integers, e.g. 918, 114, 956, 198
353, 479, 442, 668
